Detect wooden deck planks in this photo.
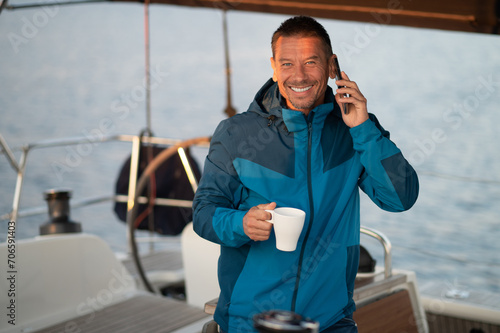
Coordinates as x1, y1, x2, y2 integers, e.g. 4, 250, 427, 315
427, 313, 500, 333
35, 294, 210, 333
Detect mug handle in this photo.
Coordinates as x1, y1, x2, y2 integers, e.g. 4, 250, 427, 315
265, 209, 274, 224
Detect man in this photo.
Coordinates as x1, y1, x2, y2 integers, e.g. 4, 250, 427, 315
193, 16, 418, 333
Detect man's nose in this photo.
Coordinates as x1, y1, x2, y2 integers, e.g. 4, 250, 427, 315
294, 64, 307, 80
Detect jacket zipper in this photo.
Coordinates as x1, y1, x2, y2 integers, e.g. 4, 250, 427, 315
291, 117, 315, 311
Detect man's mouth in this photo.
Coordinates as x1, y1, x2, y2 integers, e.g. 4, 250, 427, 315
290, 85, 312, 93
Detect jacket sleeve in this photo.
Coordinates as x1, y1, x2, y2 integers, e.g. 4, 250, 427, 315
350, 114, 419, 212
192, 120, 251, 247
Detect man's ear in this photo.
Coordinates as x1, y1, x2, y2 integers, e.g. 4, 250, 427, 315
270, 57, 278, 82
328, 54, 337, 80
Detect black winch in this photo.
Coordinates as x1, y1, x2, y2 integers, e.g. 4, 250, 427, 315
39, 189, 82, 235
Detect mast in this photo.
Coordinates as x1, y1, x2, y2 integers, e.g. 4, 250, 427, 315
144, 0, 152, 133
222, 10, 236, 118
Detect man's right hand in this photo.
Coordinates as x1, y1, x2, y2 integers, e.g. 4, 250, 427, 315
243, 202, 276, 241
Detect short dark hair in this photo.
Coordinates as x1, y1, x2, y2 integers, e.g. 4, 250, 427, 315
271, 16, 333, 57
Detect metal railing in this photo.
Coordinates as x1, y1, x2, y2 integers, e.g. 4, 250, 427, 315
360, 226, 392, 279
0, 131, 210, 243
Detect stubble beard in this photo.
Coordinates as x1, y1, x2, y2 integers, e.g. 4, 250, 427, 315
285, 81, 317, 112
289, 98, 315, 112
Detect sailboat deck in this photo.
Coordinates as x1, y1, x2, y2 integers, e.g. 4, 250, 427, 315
420, 282, 500, 310
34, 294, 210, 333
121, 248, 184, 276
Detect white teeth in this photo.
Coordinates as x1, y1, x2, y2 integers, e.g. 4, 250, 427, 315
291, 86, 312, 92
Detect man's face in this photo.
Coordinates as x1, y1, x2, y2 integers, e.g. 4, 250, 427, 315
270, 35, 335, 115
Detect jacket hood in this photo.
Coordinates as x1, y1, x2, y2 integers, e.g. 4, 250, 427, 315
247, 78, 283, 117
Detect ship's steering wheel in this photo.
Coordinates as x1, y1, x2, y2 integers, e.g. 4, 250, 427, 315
126, 136, 210, 293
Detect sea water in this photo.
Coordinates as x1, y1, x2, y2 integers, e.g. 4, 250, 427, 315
0, 3, 499, 296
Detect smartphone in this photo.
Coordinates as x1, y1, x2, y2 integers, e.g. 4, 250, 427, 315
334, 57, 349, 115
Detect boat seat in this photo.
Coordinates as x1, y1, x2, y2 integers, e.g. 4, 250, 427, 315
353, 274, 422, 333
181, 222, 220, 308
0, 233, 209, 333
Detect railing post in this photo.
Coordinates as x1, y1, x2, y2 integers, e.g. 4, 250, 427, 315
360, 226, 392, 278
126, 135, 142, 254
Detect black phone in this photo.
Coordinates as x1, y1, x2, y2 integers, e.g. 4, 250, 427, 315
334, 57, 349, 115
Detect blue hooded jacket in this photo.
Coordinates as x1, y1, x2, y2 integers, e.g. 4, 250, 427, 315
193, 79, 419, 332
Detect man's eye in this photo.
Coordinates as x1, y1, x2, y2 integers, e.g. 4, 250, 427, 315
282, 63, 292, 67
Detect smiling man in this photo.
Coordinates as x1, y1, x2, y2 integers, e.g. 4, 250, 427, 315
193, 16, 419, 333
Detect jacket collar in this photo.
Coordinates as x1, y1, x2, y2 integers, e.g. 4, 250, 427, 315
248, 79, 340, 133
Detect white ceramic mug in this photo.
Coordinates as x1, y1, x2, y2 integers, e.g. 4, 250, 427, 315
266, 207, 306, 252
